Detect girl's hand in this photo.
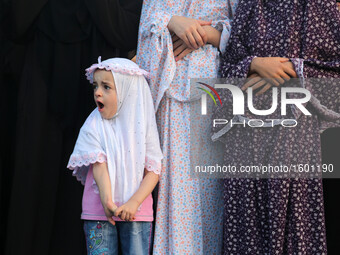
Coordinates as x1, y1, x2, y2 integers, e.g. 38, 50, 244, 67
249, 57, 297, 87
115, 169, 158, 221
168, 16, 211, 49
114, 199, 139, 221
172, 34, 194, 61
103, 200, 118, 226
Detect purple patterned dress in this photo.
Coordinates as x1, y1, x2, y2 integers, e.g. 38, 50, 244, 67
214, 1, 340, 254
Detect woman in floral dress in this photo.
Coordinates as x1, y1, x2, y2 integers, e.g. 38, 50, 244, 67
137, 0, 238, 253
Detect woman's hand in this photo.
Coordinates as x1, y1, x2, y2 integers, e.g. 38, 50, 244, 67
249, 57, 297, 87
242, 73, 272, 96
171, 25, 222, 61
172, 34, 194, 61
114, 199, 139, 221
168, 16, 211, 49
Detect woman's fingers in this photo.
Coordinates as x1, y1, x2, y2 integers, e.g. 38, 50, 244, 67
250, 79, 267, 91
283, 63, 298, 78
173, 39, 184, 51
172, 34, 180, 41
176, 48, 193, 61
180, 36, 191, 49
243, 77, 274, 96
242, 76, 262, 90
280, 71, 291, 81
186, 32, 198, 49
174, 43, 187, 56
192, 29, 204, 47
278, 57, 290, 63
168, 17, 209, 49
173, 37, 195, 61
242, 58, 298, 96
197, 19, 212, 26
256, 83, 272, 96
197, 25, 208, 44
171, 34, 180, 44
274, 76, 285, 85
266, 78, 280, 87
247, 73, 260, 78
250, 57, 298, 82
243, 72, 284, 95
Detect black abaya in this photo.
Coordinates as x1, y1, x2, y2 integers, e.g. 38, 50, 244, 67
322, 128, 340, 254
3, 1, 142, 254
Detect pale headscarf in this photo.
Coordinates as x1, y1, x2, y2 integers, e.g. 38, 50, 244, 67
67, 57, 163, 206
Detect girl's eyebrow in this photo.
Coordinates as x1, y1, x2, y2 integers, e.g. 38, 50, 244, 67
101, 80, 114, 84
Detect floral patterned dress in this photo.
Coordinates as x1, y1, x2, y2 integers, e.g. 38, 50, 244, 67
137, 0, 238, 254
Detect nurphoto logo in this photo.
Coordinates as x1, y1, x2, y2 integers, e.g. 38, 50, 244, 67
199, 83, 311, 116
197, 82, 312, 128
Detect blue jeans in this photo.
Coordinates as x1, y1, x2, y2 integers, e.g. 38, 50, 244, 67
84, 220, 153, 255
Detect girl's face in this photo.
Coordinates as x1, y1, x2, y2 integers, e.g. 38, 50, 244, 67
93, 69, 118, 119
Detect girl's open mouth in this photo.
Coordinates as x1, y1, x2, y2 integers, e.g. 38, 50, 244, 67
97, 101, 104, 111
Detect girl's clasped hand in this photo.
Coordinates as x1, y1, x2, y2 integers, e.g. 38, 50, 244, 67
102, 199, 139, 225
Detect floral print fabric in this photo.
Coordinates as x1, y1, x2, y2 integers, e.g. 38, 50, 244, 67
137, 0, 238, 253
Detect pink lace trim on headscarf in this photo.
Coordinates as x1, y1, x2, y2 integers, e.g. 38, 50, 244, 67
86, 56, 150, 83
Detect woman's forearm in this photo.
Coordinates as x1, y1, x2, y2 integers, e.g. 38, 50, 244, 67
203, 25, 221, 48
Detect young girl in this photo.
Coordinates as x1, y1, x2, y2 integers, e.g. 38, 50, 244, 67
67, 57, 163, 255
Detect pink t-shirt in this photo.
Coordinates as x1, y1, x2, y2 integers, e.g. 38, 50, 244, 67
81, 167, 154, 222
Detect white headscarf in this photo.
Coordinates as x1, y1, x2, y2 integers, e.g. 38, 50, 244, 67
67, 57, 163, 206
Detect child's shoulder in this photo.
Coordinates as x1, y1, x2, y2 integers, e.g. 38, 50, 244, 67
81, 109, 101, 132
